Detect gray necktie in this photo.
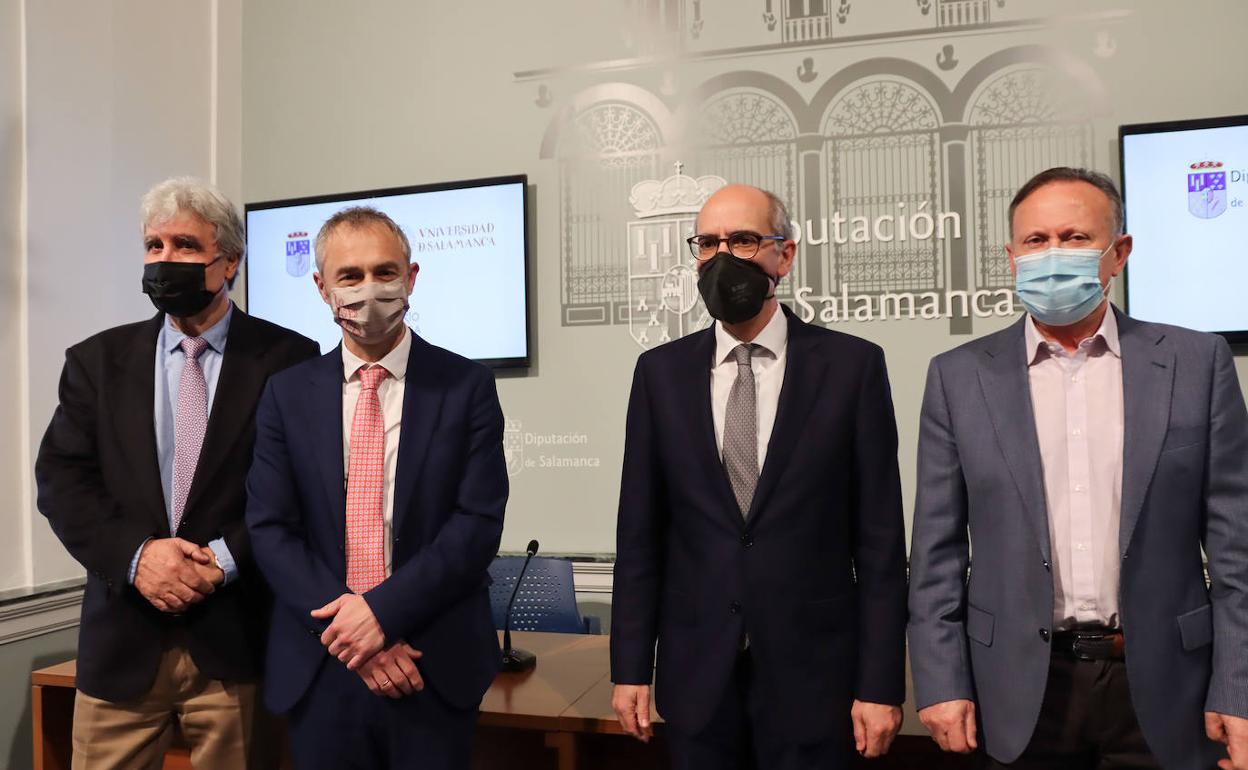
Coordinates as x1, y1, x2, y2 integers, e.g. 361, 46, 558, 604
723, 343, 759, 518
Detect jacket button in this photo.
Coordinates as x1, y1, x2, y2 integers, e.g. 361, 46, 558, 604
1039, 628, 1050, 643
741, 534, 754, 548
729, 601, 741, 615
1042, 560, 1050, 571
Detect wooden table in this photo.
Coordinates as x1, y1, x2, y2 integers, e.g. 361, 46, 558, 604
477, 632, 660, 769
32, 631, 657, 770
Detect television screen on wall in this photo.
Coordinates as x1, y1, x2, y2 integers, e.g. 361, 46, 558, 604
1121, 115, 1248, 344
245, 174, 530, 368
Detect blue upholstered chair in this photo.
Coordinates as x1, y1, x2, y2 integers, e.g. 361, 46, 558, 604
488, 556, 601, 634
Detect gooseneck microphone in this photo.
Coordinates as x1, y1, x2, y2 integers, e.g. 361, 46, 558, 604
501, 539, 540, 672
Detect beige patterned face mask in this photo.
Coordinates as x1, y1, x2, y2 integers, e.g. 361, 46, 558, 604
328, 279, 409, 343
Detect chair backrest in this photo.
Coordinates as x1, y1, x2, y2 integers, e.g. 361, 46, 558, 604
487, 556, 586, 634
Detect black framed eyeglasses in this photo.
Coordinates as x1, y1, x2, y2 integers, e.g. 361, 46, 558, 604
686, 231, 786, 262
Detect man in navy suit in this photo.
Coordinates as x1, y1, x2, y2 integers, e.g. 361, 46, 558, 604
610, 184, 909, 769
246, 207, 508, 769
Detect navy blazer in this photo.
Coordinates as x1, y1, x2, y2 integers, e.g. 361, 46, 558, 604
36, 310, 318, 701
245, 331, 507, 713
610, 305, 909, 744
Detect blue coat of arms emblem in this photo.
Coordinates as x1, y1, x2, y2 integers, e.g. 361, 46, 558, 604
286, 232, 311, 277
1187, 162, 1227, 220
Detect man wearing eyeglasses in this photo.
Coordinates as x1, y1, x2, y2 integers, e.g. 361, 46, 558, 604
610, 184, 908, 769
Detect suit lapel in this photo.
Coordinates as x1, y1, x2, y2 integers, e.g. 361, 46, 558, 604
182, 310, 271, 520
976, 318, 1052, 562
1117, 311, 1174, 556
746, 308, 827, 528
685, 327, 740, 527
392, 333, 446, 537
112, 315, 170, 535
308, 348, 347, 544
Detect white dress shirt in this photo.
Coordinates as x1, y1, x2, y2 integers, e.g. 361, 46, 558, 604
1025, 308, 1124, 630
711, 306, 789, 467
341, 327, 411, 577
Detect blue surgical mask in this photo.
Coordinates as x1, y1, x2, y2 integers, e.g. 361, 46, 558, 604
1014, 243, 1113, 327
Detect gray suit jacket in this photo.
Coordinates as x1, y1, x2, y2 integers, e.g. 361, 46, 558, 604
908, 308, 1248, 769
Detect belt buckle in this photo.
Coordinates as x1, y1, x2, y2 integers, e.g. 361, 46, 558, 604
1070, 631, 1109, 661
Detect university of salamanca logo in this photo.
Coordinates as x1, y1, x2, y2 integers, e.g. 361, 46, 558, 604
1187, 161, 1226, 220
286, 231, 311, 277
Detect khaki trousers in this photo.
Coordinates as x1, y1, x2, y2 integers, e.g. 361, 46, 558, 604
71, 644, 265, 770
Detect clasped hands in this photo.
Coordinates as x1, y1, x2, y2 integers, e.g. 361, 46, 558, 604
133, 537, 224, 613
312, 594, 425, 699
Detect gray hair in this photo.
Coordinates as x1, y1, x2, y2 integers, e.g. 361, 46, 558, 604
314, 206, 412, 273
140, 177, 246, 262
763, 189, 795, 240
1009, 166, 1125, 238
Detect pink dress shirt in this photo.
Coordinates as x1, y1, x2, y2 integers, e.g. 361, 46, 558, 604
1025, 308, 1124, 630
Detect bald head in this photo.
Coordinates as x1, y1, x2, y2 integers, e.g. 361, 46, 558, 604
697, 184, 792, 240
692, 183, 796, 296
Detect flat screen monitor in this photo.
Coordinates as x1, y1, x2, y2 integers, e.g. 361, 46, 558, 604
245, 174, 530, 368
1120, 115, 1248, 344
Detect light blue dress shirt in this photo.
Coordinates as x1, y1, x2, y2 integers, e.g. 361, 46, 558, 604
127, 303, 238, 585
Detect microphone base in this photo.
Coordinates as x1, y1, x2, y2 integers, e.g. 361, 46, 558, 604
501, 648, 537, 672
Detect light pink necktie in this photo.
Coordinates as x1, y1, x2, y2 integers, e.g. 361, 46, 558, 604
172, 336, 210, 534
346, 365, 389, 593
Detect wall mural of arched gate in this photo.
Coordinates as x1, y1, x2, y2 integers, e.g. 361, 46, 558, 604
532, 2, 1116, 346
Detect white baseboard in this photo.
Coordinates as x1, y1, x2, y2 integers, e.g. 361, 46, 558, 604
572, 561, 614, 597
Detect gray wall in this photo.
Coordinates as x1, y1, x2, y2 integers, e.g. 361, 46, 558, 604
0, 0, 27, 591
3, 0, 244, 596
242, 0, 1248, 556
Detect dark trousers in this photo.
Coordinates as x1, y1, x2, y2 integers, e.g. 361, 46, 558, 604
287, 658, 478, 770
668, 650, 852, 770
983, 652, 1161, 770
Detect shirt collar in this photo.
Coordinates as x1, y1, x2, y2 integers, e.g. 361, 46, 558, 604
714, 305, 789, 365
164, 301, 234, 355
341, 326, 412, 383
1024, 304, 1121, 365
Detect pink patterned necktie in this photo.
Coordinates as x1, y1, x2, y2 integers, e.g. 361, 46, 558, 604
172, 336, 210, 534
346, 365, 389, 593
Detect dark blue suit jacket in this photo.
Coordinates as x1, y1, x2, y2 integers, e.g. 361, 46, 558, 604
610, 305, 909, 744
35, 311, 318, 702
245, 331, 507, 714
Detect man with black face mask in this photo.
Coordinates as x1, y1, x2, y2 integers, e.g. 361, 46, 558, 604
35, 177, 319, 769
611, 184, 909, 769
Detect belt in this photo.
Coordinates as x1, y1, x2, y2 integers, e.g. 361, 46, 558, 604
1052, 629, 1125, 661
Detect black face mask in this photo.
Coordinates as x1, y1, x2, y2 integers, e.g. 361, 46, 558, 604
696, 252, 775, 324
142, 260, 220, 318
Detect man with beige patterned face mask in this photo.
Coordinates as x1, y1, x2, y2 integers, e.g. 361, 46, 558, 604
315, 208, 416, 351
247, 205, 508, 769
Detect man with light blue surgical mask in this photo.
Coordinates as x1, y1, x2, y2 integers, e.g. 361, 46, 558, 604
1008, 174, 1128, 337
909, 167, 1248, 770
